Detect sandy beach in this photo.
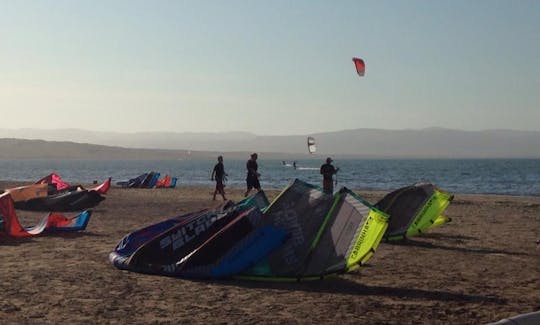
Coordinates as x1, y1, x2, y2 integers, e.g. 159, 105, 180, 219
1, 180, 539, 324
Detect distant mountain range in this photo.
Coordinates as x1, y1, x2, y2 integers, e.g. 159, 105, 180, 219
1, 127, 539, 159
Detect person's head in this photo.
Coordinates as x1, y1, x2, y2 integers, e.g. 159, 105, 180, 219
218, 155, 223, 162
326, 157, 333, 164
251, 153, 258, 160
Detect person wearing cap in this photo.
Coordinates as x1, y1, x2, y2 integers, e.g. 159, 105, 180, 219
244, 153, 261, 197
320, 157, 339, 194
211, 155, 228, 201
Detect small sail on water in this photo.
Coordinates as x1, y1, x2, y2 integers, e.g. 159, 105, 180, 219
307, 137, 316, 154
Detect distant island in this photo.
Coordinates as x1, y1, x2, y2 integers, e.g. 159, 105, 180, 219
1, 127, 539, 159
0, 138, 312, 160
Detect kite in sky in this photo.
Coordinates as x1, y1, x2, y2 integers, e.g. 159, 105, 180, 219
352, 57, 365, 76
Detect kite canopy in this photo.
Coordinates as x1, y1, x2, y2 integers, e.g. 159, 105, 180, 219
5, 175, 110, 212
239, 180, 388, 280
375, 183, 453, 241
110, 180, 389, 281
4, 183, 49, 202
13, 189, 105, 212
109, 191, 273, 278
352, 57, 365, 76
307, 137, 316, 154
91, 177, 112, 194
35, 173, 69, 191
34, 173, 111, 194
117, 172, 176, 189
0, 192, 91, 238
155, 175, 173, 188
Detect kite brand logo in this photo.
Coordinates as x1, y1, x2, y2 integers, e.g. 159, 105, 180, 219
159, 213, 219, 251
350, 218, 371, 260
162, 263, 178, 273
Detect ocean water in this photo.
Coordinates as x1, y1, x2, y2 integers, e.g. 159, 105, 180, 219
1, 158, 539, 196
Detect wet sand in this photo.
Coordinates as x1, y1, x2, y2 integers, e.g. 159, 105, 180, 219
1, 181, 539, 324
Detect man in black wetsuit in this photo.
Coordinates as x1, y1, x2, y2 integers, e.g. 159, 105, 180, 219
211, 155, 228, 201
320, 157, 339, 194
244, 153, 261, 197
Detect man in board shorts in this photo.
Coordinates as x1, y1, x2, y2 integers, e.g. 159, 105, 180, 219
320, 157, 339, 194
211, 155, 228, 201
244, 153, 261, 197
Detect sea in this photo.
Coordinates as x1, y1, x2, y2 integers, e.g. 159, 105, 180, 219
1, 158, 539, 196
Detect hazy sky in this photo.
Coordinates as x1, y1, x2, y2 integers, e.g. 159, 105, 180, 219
1, 0, 539, 135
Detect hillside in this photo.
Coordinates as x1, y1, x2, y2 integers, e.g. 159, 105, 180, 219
0, 138, 311, 160
1, 127, 539, 158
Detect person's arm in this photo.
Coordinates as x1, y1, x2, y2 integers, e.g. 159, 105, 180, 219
211, 166, 216, 180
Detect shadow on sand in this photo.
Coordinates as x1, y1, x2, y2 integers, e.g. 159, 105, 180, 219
220, 277, 506, 304
419, 233, 478, 241
41, 231, 104, 239
387, 238, 531, 257
0, 235, 37, 245
0, 231, 103, 245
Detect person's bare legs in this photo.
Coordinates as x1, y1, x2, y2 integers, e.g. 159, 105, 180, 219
221, 190, 227, 201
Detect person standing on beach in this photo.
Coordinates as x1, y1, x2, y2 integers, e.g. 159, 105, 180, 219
244, 153, 261, 197
211, 155, 228, 201
320, 157, 339, 194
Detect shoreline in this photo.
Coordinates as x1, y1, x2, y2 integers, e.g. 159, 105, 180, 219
2, 180, 540, 200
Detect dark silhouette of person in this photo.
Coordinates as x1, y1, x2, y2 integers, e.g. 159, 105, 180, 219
211, 155, 228, 200
244, 153, 261, 197
320, 157, 339, 194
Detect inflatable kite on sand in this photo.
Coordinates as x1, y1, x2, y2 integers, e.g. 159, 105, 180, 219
116, 172, 177, 189
110, 179, 453, 281
375, 183, 453, 241
13, 189, 105, 212
5, 174, 110, 212
110, 179, 390, 281
35, 173, 111, 194
0, 192, 90, 239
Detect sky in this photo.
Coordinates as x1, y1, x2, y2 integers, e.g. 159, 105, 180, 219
1, 0, 539, 135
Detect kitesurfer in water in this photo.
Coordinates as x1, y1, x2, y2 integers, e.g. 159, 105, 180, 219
211, 155, 228, 201
320, 157, 339, 194
244, 153, 261, 197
